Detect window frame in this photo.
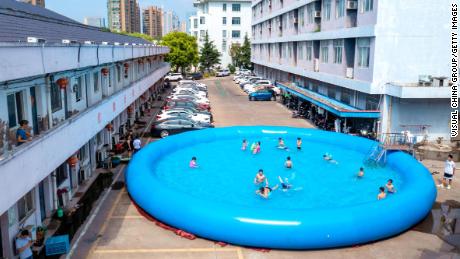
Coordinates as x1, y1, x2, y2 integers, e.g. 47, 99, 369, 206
231, 30, 241, 38
320, 40, 329, 63
93, 72, 100, 92
232, 3, 241, 12
232, 17, 241, 25
357, 38, 371, 68
222, 17, 227, 25
75, 76, 83, 102
50, 81, 63, 112
305, 41, 313, 61
333, 39, 343, 64
17, 190, 34, 223
335, 0, 345, 18
323, 0, 331, 21
361, 0, 374, 13
7, 92, 24, 128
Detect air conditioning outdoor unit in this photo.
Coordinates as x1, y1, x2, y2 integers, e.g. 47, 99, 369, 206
346, 67, 354, 79
314, 11, 321, 18
84, 41, 95, 45
62, 39, 78, 44
313, 58, 319, 72
346, 0, 358, 9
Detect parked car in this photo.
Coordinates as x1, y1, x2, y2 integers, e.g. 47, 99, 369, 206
168, 94, 210, 105
164, 100, 210, 112
243, 79, 272, 93
165, 73, 183, 81
216, 69, 230, 77
176, 83, 208, 93
156, 109, 211, 124
240, 77, 262, 88
172, 89, 207, 99
151, 118, 214, 138
185, 72, 203, 80
166, 107, 213, 121
179, 80, 207, 88
248, 90, 276, 101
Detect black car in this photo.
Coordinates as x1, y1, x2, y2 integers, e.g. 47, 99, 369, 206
151, 118, 214, 138
186, 72, 203, 80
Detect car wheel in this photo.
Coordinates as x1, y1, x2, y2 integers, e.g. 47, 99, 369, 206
160, 130, 169, 138
249, 96, 254, 101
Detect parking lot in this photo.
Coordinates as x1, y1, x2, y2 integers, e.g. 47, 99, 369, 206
70, 77, 458, 259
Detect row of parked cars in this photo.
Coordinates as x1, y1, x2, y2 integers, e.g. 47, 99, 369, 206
164, 72, 204, 82
151, 80, 214, 138
233, 71, 281, 101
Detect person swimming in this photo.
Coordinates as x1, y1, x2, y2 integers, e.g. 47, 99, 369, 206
323, 153, 338, 164
357, 167, 364, 178
386, 179, 396, 193
285, 156, 292, 169
250, 142, 257, 152
256, 185, 279, 199
189, 157, 198, 168
253, 141, 261, 154
377, 186, 386, 200
296, 137, 302, 150
278, 176, 292, 191
277, 137, 288, 150
254, 169, 268, 186
241, 139, 248, 151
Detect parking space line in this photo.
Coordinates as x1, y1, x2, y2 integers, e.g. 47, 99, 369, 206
93, 247, 239, 254
215, 80, 228, 97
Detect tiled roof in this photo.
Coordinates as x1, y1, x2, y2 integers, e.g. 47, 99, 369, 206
0, 0, 150, 44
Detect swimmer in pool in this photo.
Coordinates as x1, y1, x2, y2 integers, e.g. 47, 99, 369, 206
377, 186, 386, 200
256, 185, 279, 199
278, 176, 292, 191
278, 138, 285, 148
357, 167, 364, 178
250, 142, 256, 152
285, 156, 293, 169
386, 179, 396, 193
241, 139, 248, 151
323, 153, 338, 164
296, 137, 302, 150
253, 141, 261, 154
189, 157, 198, 168
254, 169, 268, 186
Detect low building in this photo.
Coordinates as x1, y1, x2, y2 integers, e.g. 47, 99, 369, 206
0, 1, 169, 257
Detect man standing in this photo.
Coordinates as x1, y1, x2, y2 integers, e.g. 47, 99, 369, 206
16, 120, 32, 146
133, 135, 142, 154
16, 230, 33, 259
438, 154, 456, 189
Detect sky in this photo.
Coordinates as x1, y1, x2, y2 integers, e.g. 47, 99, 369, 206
46, 0, 194, 24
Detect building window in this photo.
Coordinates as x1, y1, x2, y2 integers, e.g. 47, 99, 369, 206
320, 41, 329, 63
222, 17, 227, 25
51, 81, 62, 112
232, 17, 241, 25
365, 94, 379, 110
333, 39, 343, 64
93, 72, 99, 92
361, 0, 373, 13
341, 88, 352, 105
7, 92, 24, 128
75, 77, 83, 102
222, 30, 227, 38
298, 43, 304, 60
327, 86, 336, 99
357, 38, 370, 67
223, 3, 227, 11
56, 164, 68, 186
200, 16, 205, 25
312, 84, 319, 92
336, 0, 345, 18
117, 66, 121, 82
232, 30, 241, 38
200, 30, 206, 39
193, 18, 198, 28
307, 5, 314, 24
194, 31, 198, 38
306, 41, 313, 61
323, 0, 331, 21
17, 190, 34, 222
222, 40, 227, 52
232, 4, 241, 12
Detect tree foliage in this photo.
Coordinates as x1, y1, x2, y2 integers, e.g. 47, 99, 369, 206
114, 31, 155, 42
199, 32, 221, 72
230, 43, 242, 67
229, 34, 252, 69
161, 32, 199, 72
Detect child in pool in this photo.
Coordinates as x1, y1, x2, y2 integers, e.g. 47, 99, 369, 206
254, 169, 268, 186
256, 185, 279, 199
253, 141, 261, 154
377, 187, 386, 200
278, 176, 292, 191
285, 156, 293, 169
357, 167, 364, 178
323, 153, 338, 164
189, 157, 198, 168
241, 139, 248, 151
296, 137, 302, 150
278, 138, 285, 148
250, 142, 257, 152
386, 179, 396, 193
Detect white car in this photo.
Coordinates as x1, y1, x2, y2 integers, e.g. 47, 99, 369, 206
157, 110, 211, 124
173, 88, 207, 98
217, 69, 230, 77
179, 80, 207, 88
243, 80, 272, 93
169, 94, 210, 104
165, 73, 183, 81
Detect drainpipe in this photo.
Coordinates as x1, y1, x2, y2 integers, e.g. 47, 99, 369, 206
45, 75, 53, 129
51, 172, 58, 210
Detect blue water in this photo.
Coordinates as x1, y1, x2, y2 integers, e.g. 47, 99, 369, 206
154, 136, 403, 210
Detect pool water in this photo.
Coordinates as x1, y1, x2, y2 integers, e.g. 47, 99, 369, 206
154, 136, 403, 210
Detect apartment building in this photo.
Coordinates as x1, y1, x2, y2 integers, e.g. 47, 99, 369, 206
83, 17, 106, 28
16, 0, 45, 7
108, 0, 141, 33
163, 10, 180, 36
143, 6, 163, 39
190, 0, 252, 67
0, 1, 169, 257
251, 0, 451, 140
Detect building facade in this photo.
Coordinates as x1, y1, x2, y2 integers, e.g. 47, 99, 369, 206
190, 0, 252, 67
251, 0, 451, 140
83, 17, 106, 28
143, 6, 163, 39
0, 1, 169, 257
16, 0, 45, 7
162, 10, 180, 36
108, 0, 141, 33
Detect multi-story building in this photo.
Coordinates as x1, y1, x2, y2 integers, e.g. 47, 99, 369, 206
162, 10, 180, 36
16, 0, 45, 7
143, 6, 163, 39
108, 0, 141, 33
0, 1, 169, 257
83, 17, 106, 28
180, 21, 187, 33
190, 0, 252, 67
251, 0, 451, 140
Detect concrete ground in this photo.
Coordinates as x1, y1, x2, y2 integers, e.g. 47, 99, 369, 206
68, 77, 460, 259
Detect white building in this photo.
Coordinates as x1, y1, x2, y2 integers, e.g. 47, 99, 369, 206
190, 0, 252, 68
163, 10, 180, 36
83, 17, 106, 28
251, 0, 452, 140
0, 1, 169, 257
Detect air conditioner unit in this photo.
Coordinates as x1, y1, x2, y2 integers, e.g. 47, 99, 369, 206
84, 41, 95, 45
346, 0, 358, 9
346, 67, 354, 79
313, 58, 319, 72
101, 41, 109, 45
27, 37, 46, 43
314, 11, 321, 18
62, 39, 78, 44
114, 42, 120, 46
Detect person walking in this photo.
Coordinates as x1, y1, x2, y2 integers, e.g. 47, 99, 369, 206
133, 135, 142, 154
438, 154, 456, 189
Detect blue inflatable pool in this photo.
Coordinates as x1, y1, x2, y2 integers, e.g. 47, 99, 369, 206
126, 126, 436, 249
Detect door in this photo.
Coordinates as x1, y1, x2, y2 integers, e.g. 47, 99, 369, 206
38, 181, 46, 222
30, 87, 39, 135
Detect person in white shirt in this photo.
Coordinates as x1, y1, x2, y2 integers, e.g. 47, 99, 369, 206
438, 154, 456, 189
16, 230, 33, 259
132, 136, 142, 154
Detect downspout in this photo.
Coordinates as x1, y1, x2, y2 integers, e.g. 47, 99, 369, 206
45, 75, 53, 129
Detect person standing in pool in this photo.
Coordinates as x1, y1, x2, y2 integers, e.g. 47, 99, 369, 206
254, 169, 268, 186
189, 157, 198, 168
256, 185, 279, 199
357, 167, 364, 178
278, 138, 285, 149
285, 156, 293, 169
241, 139, 248, 151
253, 141, 261, 154
386, 179, 396, 193
296, 137, 302, 151
377, 187, 386, 200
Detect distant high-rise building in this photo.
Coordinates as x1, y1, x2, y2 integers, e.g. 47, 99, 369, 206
143, 6, 163, 39
16, 0, 45, 7
107, 0, 140, 33
162, 10, 179, 36
180, 21, 187, 33
83, 17, 106, 28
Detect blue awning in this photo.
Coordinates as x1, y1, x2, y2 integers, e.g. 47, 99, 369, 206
276, 82, 380, 119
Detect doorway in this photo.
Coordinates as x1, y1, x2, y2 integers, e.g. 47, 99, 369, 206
30, 87, 39, 135
38, 181, 46, 222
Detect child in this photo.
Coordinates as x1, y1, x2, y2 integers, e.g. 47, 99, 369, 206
285, 156, 292, 169
278, 138, 285, 149
189, 157, 198, 168
250, 142, 257, 152
377, 187, 386, 200
357, 167, 364, 178
241, 139, 248, 151
254, 169, 268, 186
253, 141, 261, 154
278, 176, 292, 191
323, 153, 338, 164
296, 137, 302, 150
386, 179, 396, 193
256, 185, 279, 199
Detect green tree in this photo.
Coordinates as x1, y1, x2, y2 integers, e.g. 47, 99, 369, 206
199, 32, 221, 72
114, 31, 155, 42
161, 32, 199, 72
240, 34, 252, 69
229, 43, 242, 67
